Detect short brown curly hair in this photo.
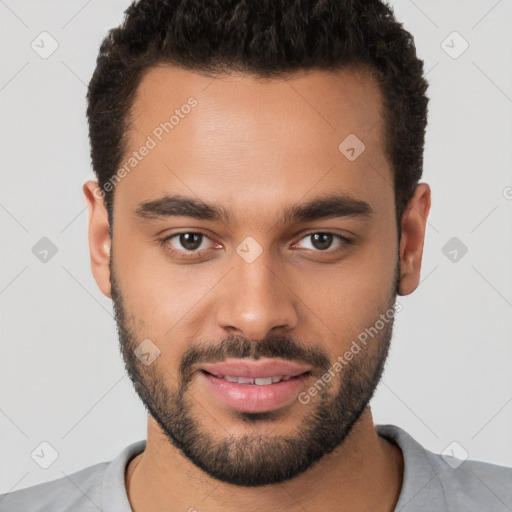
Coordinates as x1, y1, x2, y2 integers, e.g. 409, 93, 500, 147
86, 0, 429, 236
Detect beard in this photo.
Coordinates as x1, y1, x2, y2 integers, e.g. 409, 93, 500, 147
110, 250, 400, 487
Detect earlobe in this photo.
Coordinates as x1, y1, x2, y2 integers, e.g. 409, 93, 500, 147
83, 180, 112, 299
397, 183, 431, 296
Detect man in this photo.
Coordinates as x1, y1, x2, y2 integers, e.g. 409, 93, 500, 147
1, 0, 511, 511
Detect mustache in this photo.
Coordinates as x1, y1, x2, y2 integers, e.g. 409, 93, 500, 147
179, 333, 331, 385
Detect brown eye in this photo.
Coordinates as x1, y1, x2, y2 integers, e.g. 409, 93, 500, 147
177, 232, 203, 251
310, 233, 334, 250
292, 232, 352, 253
162, 232, 212, 254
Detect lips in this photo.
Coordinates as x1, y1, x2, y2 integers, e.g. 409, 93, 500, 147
198, 359, 312, 412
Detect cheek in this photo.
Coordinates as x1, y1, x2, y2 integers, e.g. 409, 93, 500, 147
113, 237, 221, 359
113, 220, 188, 304
299, 233, 396, 349
112, 229, 182, 343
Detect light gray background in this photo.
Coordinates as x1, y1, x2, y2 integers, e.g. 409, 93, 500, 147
1, 0, 511, 494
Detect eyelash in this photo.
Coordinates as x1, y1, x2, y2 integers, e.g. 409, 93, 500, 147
159, 231, 353, 259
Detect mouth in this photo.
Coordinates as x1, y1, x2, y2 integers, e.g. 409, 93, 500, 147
197, 359, 313, 413
200, 370, 311, 385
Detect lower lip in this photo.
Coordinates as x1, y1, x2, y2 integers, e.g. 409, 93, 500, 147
200, 371, 311, 413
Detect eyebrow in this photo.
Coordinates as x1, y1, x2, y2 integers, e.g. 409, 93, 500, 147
134, 193, 373, 225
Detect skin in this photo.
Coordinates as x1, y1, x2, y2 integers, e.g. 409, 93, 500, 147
83, 64, 430, 511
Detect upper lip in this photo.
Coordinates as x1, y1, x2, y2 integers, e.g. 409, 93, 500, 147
200, 359, 311, 378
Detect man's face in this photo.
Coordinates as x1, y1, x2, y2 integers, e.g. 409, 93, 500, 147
109, 65, 401, 486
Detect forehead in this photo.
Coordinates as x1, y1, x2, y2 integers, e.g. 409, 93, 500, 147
116, 64, 392, 223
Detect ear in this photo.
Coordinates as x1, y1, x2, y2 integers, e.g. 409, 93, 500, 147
83, 181, 112, 298
397, 183, 431, 296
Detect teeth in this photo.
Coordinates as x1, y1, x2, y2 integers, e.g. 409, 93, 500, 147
215, 374, 291, 384
237, 377, 254, 384
254, 377, 273, 385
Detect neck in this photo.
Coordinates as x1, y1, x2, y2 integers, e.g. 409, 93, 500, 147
126, 408, 403, 512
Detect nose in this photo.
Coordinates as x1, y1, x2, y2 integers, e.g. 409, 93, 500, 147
215, 250, 299, 342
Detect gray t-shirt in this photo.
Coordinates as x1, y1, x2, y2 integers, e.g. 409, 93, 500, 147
1, 424, 511, 511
